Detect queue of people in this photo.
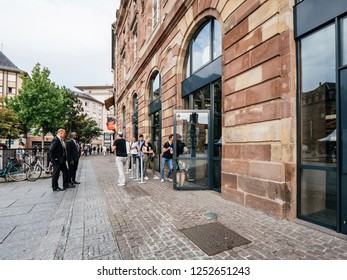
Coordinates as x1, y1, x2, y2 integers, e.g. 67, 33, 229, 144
111, 132, 188, 187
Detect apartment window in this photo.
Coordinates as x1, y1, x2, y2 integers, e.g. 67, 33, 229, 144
7, 74, 16, 82
150, 72, 161, 102
8, 87, 16, 94
122, 105, 126, 129
152, 0, 159, 29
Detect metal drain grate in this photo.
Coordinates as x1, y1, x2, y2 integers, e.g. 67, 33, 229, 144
180, 222, 251, 256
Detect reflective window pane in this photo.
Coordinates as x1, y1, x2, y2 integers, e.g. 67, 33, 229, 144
151, 73, 161, 101
301, 169, 336, 226
300, 24, 337, 165
342, 17, 347, 65
192, 21, 211, 73
213, 19, 222, 59
176, 159, 209, 188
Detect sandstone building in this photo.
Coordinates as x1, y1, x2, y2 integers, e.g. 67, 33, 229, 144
111, 0, 347, 235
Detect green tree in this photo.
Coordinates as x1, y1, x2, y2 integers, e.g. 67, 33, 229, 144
78, 118, 103, 145
0, 97, 21, 147
7, 64, 65, 148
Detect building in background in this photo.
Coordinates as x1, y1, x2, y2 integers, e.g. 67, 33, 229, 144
74, 85, 115, 149
111, 0, 347, 235
0, 51, 27, 148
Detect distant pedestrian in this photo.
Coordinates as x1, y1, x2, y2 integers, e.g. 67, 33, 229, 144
129, 137, 138, 172
103, 145, 107, 156
112, 132, 127, 186
160, 134, 174, 182
97, 146, 100, 154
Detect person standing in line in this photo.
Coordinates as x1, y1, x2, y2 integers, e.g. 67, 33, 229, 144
136, 134, 145, 176
112, 132, 128, 186
66, 131, 81, 185
160, 134, 174, 183
103, 145, 107, 156
129, 137, 138, 172
49, 128, 74, 191
176, 133, 187, 187
141, 136, 159, 180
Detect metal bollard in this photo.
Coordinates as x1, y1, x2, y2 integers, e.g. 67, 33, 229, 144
134, 156, 140, 181
129, 155, 135, 179
138, 155, 146, 184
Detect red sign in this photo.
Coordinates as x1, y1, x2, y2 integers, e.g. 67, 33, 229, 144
107, 122, 115, 131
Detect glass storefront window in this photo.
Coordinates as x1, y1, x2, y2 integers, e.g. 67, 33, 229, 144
300, 24, 337, 165
151, 72, 161, 101
213, 19, 222, 59
300, 169, 336, 226
185, 18, 222, 78
342, 17, 347, 65
192, 21, 211, 73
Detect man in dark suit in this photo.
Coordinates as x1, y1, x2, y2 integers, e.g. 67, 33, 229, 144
49, 128, 75, 191
66, 131, 81, 185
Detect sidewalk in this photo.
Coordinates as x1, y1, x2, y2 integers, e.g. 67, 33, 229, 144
1, 154, 347, 260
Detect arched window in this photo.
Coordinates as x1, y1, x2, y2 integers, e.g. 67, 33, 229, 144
185, 18, 222, 78
150, 72, 161, 102
132, 94, 138, 138
122, 105, 126, 130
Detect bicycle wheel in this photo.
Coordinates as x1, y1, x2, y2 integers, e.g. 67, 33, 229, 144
8, 162, 31, 182
27, 164, 42, 181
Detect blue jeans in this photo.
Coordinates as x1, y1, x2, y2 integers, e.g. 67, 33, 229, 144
160, 157, 173, 179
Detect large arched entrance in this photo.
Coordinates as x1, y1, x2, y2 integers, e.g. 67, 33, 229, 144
174, 18, 222, 191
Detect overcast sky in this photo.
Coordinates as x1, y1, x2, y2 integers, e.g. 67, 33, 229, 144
0, 0, 120, 90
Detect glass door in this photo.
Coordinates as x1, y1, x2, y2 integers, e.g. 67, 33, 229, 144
173, 110, 210, 190
340, 68, 347, 234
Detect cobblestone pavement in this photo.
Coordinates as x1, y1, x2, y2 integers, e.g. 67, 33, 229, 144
1, 155, 347, 260
0, 158, 120, 260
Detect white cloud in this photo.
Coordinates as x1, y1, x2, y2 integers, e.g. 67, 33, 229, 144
0, 0, 120, 89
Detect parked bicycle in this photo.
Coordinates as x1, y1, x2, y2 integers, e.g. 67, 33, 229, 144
0, 156, 31, 182
27, 155, 54, 181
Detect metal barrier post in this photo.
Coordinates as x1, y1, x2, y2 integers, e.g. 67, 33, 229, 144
134, 156, 140, 181
129, 155, 135, 179
138, 155, 146, 184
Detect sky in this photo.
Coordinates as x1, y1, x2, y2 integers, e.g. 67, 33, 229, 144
0, 0, 120, 90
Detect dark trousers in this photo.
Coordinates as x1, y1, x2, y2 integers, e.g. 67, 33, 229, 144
52, 160, 69, 189
68, 160, 79, 183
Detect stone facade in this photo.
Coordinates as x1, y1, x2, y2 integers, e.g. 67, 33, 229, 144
112, 0, 297, 219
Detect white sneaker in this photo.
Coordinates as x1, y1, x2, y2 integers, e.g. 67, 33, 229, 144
161, 179, 164, 183
144, 176, 149, 180
153, 175, 159, 179
166, 178, 173, 182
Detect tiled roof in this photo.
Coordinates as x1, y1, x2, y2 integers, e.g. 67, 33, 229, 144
0, 51, 21, 72
74, 91, 104, 104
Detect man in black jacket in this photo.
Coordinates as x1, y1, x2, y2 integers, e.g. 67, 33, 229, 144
49, 128, 74, 191
66, 131, 81, 185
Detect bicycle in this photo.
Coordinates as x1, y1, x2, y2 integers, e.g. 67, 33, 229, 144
0, 156, 31, 182
27, 155, 54, 181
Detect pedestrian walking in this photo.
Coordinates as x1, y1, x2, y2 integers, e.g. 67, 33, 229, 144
141, 136, 159, 180
112, 132, 128, 186
160, 134, 174, 182
49, 128, 74, 191
66, 131, 81, 185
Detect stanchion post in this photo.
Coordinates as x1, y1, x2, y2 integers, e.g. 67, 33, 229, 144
134, 156, 140, 181
139, 155, 146, 184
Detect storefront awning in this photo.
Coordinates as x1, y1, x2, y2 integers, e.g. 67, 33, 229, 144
104, 96, 115, 110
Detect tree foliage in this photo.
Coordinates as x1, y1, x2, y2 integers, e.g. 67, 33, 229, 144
0, 97, 21, 141
6, 64, 103, 146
